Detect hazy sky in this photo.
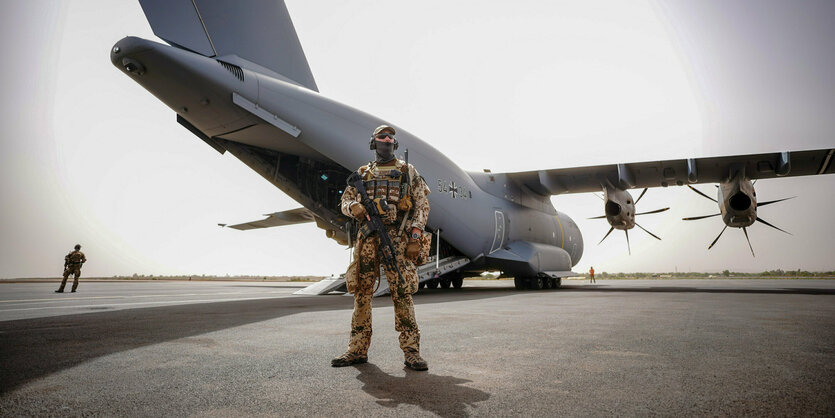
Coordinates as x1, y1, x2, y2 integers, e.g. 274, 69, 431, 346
1, 0, 833, 279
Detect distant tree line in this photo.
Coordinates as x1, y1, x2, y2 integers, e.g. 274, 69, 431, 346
593, 270, 834, 279
112, 274, 324, 281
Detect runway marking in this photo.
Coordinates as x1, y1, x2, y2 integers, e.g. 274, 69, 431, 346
0, 291, 287, 304
0, 295, 293, 313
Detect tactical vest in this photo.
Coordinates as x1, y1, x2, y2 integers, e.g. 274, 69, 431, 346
359, 160, 412, 225
67, 251, 84, 264
362, 162, 402, 203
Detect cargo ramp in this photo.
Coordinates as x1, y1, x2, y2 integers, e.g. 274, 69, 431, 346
294, 256, 471, 297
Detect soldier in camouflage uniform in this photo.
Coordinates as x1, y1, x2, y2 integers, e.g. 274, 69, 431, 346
56, 244, 86, 293
332, 125, 431, 371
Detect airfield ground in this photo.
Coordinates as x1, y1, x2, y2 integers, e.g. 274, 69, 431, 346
1, 279, 833, 416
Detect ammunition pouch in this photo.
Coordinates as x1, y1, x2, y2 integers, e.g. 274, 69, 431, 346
397, 195, 412, 212
373, 198, 388, 216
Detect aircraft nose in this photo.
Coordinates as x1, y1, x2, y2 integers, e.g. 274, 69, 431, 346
110, 37, 154, 76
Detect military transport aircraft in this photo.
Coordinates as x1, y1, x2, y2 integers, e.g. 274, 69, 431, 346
111, 1, 834, 292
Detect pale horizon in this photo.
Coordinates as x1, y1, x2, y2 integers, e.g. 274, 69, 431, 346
1, 0, 833, 279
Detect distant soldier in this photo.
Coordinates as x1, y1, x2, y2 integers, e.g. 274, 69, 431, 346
332, 125, 431, 371
589, 266, 595, 284
56, 244, 86, 293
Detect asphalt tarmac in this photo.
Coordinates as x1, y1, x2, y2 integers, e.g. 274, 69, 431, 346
1, 279, 833, 416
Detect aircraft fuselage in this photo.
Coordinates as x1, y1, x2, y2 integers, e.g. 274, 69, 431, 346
111, 36, 583, 277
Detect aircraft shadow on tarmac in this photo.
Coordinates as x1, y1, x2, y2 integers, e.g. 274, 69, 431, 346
0, 289, 509, 394
354, 362, 489, 418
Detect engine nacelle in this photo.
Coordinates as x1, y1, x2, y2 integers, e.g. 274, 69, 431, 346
603, 185, 635, 230
718, 173, 757, 227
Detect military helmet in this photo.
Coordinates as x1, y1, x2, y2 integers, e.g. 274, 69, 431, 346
74, 244, 81, 250
369, 124, 398, 150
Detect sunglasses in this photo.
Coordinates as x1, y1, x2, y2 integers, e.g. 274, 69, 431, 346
375, 133, 395, 140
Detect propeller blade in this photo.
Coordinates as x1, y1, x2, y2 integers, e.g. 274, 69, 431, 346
635, 223, 662, 240
636, 207, 670, 216
593, 192, 605, 201
682, 213, 721, 221
756, 217, 792, 235
625, 229, 631, 255
588, 215, 608, 219
689, 185, 718, 202
708, 225, 728, 250
757, 196, 796, 207
752, 179, 757, 186
598, 226, 615, 245
634, 188, 648, 204
742, 227, 755, 257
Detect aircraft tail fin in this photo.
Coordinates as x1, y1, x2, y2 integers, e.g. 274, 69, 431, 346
138, 0, 318, 91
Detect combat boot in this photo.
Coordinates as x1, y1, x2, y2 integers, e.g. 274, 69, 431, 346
331, 352, 368, 367
404, 351, 428, 371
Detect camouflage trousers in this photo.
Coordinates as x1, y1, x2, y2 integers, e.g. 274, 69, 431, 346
346, 228, 420, 356
59, 265, 82, 291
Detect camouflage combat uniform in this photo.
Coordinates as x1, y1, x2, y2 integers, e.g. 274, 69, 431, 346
59, 250, 86, 292
340, 158, 430, 359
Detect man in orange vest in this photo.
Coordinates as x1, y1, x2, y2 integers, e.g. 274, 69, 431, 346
589, 266, 595, 284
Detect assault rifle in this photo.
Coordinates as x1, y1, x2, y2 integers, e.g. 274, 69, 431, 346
347, 171, 407, 287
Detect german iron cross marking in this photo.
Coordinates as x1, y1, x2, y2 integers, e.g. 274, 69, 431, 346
448, 181, 458, 198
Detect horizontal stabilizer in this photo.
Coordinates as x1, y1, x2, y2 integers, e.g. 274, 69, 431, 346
223, 208, 315, 231
138, 0, 318, 91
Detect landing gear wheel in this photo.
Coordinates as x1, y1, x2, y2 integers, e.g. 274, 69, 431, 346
514, 277, 526, 290
528, 277, 544, 290
419, 281, 426, 289
553, 277, 562, 289
452, 277, 463, 289
543, 277, 553, 289
427, 279, 439, 289
440, 278, 451, 289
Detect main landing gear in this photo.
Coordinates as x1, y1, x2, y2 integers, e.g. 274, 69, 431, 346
514, 276, 561, 290
420, 272, 464, 290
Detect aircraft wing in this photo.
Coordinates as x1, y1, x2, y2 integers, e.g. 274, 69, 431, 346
506, 148, 834, 195
222, 208, 315, 231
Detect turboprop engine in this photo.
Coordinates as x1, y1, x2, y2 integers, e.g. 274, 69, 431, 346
683, 172, 793, 256
589, 184, 669, 254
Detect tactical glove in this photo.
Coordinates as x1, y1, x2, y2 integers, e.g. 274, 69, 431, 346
406, 241, 420, 260
350, 203, 367, 220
